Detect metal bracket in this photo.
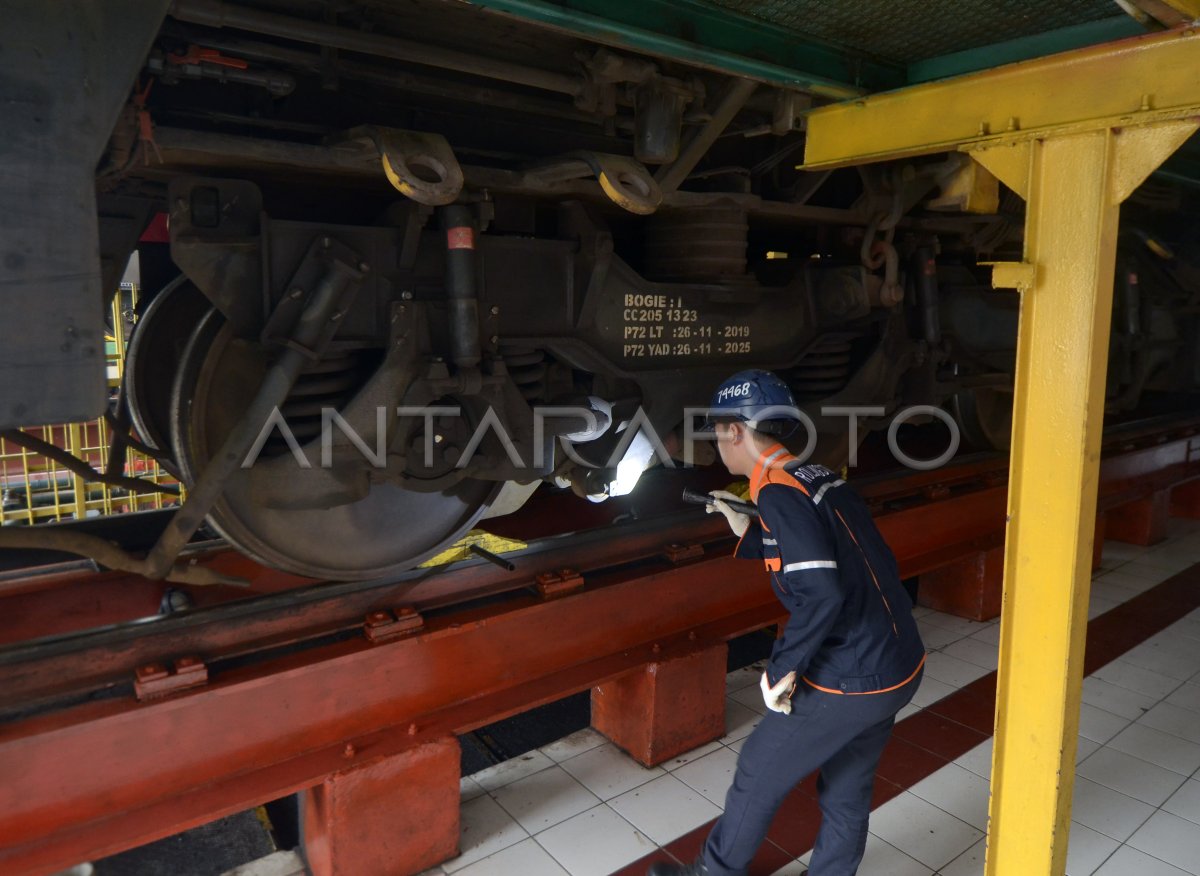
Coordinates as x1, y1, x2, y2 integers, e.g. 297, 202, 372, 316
134, 657, 209, 701
525, 152, 661, 214
353, 126, 464, 206
261, 235, 369, 358
984, 261, 1037, 292
363, 607, 425, 644
535, 569, 585, 599
663, 543, 704, 564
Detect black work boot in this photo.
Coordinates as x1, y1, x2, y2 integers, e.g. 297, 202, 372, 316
647, 859, 708, 876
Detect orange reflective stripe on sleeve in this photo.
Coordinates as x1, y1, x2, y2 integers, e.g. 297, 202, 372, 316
764, 557, 781, 572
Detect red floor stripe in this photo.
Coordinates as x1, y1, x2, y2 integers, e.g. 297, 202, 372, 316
615, 560, 1200, 874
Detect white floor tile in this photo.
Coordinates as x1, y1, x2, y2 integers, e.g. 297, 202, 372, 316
725, 665, 763, 694
1089, 597, 1121, 620
1077, 737, 1102, 765
1081, 677, 1160, 721
1100, 540, 1150, 562
674, 745, 740, 807
534, 805, 657, 876
1094, 845, 1194, 876
558, 743, 663, 801
1078, 704, 1132, 744
1091, 659, 1183, 701
490, 765, 601, 834
1065, 821, 1119, 876
730, 683, 768, 715
939, 837, 985, 876
726, 736, 746, 754
661, 739, 724, 772
1166, 682, 1200, 714
768, 861, 807, 876
1121, 561, 1183, 584
220, 851, 306, 876
1107, 723, 1200, 776
941, 637, 999, 671
924, 652, 992, 688
471, 750, 555, 792
1164, 779, 1200, 827
720, 700, 762, 744
1090, 578, 1143, 606
1124, 556, 1192, 578
1075, 746, 1187, 806
452, 838, 568, 876
910, 675, 957, 709
608, 773, 721, 845
443, 795, 530, 873
1127, 810, 1200, 874
921, 613, 989, 637
968, 624, 1003, 647
1140, 702, 1200, 745
540, 729, 607, 764
867, 791, 983, 870
1122, 641, 1200, 681
896, 703, 923, 722
909, 762, 990, 831
1070, 776, 1155, 842
799, 832, 932, 875
953, 739, 994, 781
917, 621, 968, 651
461, 776, 486, 802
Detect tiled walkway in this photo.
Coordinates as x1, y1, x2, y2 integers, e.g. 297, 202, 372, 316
428, 518, 1200, 876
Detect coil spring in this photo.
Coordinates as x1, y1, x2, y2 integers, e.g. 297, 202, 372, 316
501, 345, 548, 402
789, 336, 854, 398
266, 351, 369, 453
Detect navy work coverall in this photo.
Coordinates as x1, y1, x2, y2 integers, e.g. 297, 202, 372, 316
702, 446, 926, 876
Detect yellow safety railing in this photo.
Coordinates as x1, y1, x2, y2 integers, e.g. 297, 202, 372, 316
0, 286, 181, 526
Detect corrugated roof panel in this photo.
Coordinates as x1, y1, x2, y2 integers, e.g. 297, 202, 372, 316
699, 0, 1121, 64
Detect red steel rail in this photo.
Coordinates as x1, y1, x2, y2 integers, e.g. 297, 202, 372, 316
0, 419, 1196, 875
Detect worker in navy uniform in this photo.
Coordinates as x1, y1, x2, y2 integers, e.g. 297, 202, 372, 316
651, 370, 925, 876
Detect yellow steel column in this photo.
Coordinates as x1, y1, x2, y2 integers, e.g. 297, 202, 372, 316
977, 121, 1196, 875
795, 29, 1200, 874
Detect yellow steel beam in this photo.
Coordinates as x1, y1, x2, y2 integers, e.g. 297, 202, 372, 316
800, 27, 1200, 170
1152, 0, 1200, 22
982, 120, 1196, 876
796, 27, 1200, 876
986, 118, 1195, 876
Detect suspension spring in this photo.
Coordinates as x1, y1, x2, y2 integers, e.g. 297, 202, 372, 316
269, 350, 370, 451
789, 336, 855, 398
500, 345, 548, 402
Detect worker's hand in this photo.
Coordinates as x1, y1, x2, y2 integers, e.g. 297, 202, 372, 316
708, 489, 750, 537
760, 670, 797, 714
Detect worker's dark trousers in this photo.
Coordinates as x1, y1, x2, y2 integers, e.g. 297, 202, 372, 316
702, 668, 922, 876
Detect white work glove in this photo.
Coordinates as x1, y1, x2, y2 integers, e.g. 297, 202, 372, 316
707, 489, 751, 537
760, 670, 797, 714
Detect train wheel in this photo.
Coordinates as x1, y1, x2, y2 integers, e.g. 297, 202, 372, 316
168, 310, 498, 580
951, 387, 1013, 451
124, 277, 212, 452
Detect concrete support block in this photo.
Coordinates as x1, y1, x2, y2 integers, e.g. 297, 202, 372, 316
918, 547, 1004, 622
302, 737, 460, 876
1105, 491, 1169, 546
1171, 480, 1200, 520
591, 643, 727, 767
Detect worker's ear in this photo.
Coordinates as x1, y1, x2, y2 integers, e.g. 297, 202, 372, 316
727, 421, 743, 444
